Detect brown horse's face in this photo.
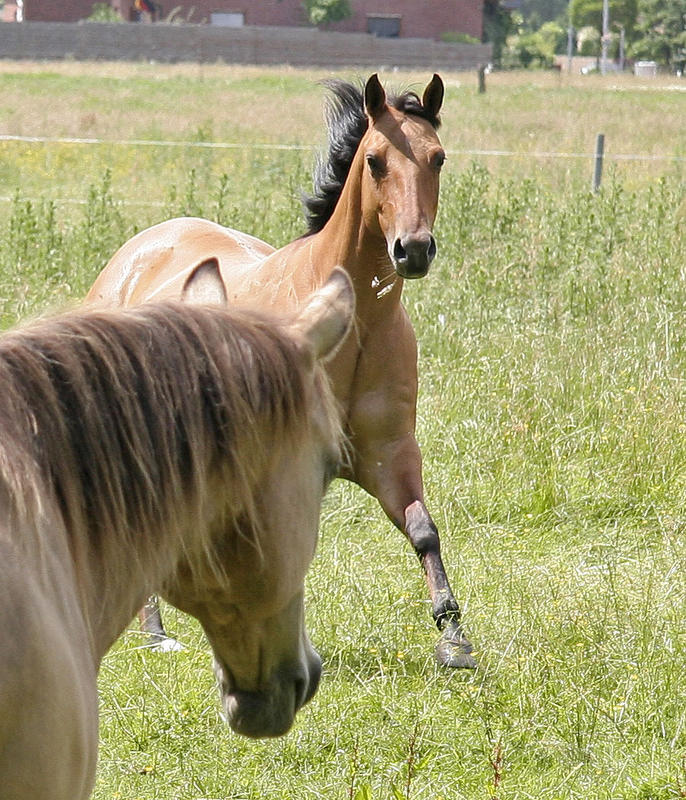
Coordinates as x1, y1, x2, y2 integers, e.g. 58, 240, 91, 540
163, 270, 354, 738
361, 74, 445, 279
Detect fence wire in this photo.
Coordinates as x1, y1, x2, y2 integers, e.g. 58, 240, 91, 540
1, 132, 685, 162
0, 133, 683, 208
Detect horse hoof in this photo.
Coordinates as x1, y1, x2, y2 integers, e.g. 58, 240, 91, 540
435, 626, 477, 669
149, 636, 185, 653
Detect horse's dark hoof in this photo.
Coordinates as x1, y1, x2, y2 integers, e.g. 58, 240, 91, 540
144, 635, 184, 653
435, 624, 477, 669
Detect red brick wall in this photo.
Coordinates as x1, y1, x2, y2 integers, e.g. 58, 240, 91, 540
72, 0, 484, 40
0, 21, 493, 69
21, 0, 484, 40
237, 0, 483, 40
24, 0, 98, 22
327, 0, 483, 41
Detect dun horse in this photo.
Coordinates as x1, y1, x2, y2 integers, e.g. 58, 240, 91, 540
0, 270, 354, 800
88, 73, 475, 668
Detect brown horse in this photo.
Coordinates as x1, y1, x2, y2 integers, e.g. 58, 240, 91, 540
87, 73, 475, 668
0, 270, 354, 800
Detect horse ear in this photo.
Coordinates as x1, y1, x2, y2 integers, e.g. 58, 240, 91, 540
295, 267, 355, 363
422, 73, 444, 119
181, 258, 227, 304
364, 73, 386, 121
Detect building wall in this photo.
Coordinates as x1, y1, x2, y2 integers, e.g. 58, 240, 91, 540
23, 0, 98, 22
322, 0, 483, 41
16, 0, 484, 41
0, 21, 492, 69
32, 0, 484, 41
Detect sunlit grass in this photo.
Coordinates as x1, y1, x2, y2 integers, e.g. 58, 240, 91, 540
0, 64, 684, 799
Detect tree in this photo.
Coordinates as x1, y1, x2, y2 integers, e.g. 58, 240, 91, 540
505, 29, 556, 67
630, 0, 686, 70
569, 0, 638, 37
520, 0, 568, 27
301, 0, 351, 26
483, 0, 517, 65
503, 18, 566, 68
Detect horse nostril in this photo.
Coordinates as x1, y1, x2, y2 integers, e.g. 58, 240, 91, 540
427, 235, 437, 262
393, 238, 407, 264
293, 675, 307, 711
392, 234, 436, 278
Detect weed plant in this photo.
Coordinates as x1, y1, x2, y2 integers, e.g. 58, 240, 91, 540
0, 65, 684, 800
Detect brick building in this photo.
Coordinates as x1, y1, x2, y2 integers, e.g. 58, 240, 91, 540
166, 0, 486, 41
4, 0, 95, 22
7, 0, 484, 42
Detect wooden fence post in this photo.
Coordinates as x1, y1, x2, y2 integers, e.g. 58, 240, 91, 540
592, 133, 605, 192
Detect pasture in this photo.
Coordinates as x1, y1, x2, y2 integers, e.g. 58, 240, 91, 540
0, 61, 685, 799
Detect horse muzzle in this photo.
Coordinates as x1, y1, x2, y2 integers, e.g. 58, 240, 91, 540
215, 648, 322, 738
391, 232, 437, 279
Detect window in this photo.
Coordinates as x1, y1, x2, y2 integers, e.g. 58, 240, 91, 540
367, 14, 401, 38
211, 11, 245, 27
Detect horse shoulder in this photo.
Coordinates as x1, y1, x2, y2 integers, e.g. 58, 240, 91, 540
345, 303, 418, 443
0, 540, 98, 799
220, 239, 322, 311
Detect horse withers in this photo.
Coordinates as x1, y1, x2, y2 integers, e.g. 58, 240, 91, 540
88, 74, 475, 669
0, 269, 354, 800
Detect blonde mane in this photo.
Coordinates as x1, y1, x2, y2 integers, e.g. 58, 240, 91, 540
0, 302, 342, 596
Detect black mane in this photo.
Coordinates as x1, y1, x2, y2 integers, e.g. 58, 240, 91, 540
302, 80, 441, 235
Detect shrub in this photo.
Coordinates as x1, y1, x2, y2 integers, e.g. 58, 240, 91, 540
577, 25, 601, 55
85, 3, 124, 22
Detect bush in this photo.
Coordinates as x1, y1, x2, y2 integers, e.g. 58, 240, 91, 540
577, 25, 600, 55
504, 29, 556, 68
85, 2, 123, 22
539, 20, 568, 54
440, 31, 482, 45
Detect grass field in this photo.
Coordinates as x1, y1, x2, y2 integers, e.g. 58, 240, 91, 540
0, 62, 685, 799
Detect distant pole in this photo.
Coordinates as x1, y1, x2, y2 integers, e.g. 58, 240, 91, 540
567, 26, 574, 74
600, 0, 610, 75
619, 26, 625, 71
592, 133, 605, 192
478, 63, 486, 93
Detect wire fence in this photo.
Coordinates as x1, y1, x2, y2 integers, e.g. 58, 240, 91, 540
2, 132, 685, 162
1, 132, 683, 208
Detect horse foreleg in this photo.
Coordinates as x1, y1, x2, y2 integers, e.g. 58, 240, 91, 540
354, 435, 476, 669
404, 499, 476, 669
138, 596, 184, 652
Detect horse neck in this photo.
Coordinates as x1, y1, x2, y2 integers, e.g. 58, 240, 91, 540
305, 152, 403, 317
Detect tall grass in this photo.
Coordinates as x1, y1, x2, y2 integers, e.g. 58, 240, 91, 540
0, 64, 684, 799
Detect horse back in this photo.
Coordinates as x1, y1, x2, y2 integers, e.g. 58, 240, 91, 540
87, 217, 274, 308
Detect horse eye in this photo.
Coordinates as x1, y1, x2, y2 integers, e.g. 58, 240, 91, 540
432, 151, 446, 171
366, 153, 385, 177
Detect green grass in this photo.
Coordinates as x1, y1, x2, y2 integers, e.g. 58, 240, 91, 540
0, 63, 684, 799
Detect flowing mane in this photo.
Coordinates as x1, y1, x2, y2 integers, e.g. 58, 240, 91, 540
302, 80, 442, 235
0, 303, 340, 585
83, 74, 475, 676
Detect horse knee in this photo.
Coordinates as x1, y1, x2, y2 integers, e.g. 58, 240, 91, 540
404, 500, 440, 558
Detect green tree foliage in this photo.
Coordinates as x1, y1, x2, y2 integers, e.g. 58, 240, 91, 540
630, 0, 686, 70
483, 0, 516, 64
569, 0, 638, 36
520, 0, 569, 27
504, 18, 566, 67
301, 0, 351, 25
86, 2, 124, 22
577, 24, 601, 54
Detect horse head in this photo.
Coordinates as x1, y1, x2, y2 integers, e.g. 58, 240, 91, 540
164, 268, 355, 738
361, 73, 445, 280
